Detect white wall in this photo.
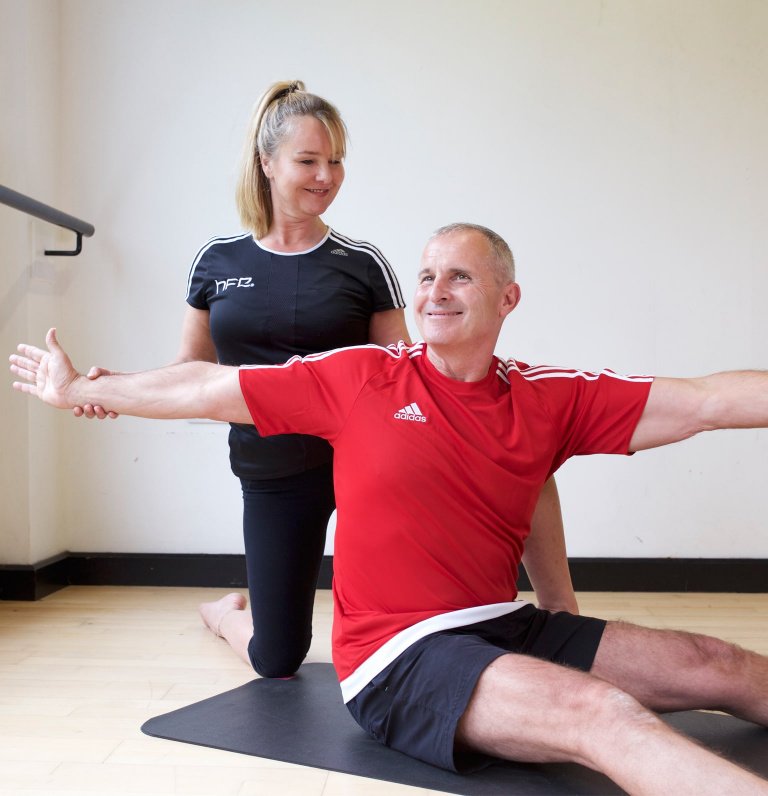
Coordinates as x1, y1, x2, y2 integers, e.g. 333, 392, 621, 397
0, 0, 67, 565
2, 0, 767, 563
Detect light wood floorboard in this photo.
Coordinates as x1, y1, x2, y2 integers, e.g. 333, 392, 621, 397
1, 587, 766, 795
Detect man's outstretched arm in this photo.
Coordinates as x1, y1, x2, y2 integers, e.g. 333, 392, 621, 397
629, 371, 768, 452
10, 329, 253, 424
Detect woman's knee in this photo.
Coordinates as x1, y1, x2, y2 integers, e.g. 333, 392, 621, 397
247, 637, 309, 678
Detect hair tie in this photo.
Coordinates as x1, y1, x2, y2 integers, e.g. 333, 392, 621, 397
273, 82, 301, 104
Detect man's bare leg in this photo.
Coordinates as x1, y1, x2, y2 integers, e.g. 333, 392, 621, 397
455, 654, 768, 795
592, 621, 768, 725
198, 593, 253, 667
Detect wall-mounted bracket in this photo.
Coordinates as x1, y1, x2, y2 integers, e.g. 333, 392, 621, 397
45, 230, 83, 257
0, 184, 94, 257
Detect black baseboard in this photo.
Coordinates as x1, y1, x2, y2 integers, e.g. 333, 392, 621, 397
66, 553, 250, 588
1, 554, 767, 601
0, 554, 71, 601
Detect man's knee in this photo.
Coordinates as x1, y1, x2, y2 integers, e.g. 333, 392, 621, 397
672, 630, 747, 675
599, 620, 749, 680
566, 674, 648, 726
459, 656, 658, 766
561, 676, 663, 765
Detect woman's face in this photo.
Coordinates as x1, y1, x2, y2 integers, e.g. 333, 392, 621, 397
261, 115, 345, 223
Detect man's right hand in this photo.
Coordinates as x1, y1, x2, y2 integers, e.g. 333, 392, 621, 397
10, 328, 82, 410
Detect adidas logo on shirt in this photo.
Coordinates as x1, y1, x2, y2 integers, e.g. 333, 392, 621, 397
330, 248, 348, 256
394, 403, 427, 422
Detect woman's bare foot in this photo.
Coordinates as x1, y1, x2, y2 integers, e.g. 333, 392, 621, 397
199, 592, 247, 637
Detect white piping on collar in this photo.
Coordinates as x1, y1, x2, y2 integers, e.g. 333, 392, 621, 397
253, 227, 332, 256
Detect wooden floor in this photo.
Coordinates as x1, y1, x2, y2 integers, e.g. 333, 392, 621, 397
1, 587, 767, 796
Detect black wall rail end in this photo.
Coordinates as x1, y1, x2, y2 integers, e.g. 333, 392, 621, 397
0, 183, 95, 256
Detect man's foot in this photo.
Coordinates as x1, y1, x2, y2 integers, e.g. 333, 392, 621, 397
199, 592, 247, 637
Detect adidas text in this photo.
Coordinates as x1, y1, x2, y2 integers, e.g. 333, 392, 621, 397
394, 403, 427, 422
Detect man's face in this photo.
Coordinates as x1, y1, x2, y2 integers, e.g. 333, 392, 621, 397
414, 231, 520, 350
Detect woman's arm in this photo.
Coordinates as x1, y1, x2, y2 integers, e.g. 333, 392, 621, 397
368, 308, 411, 347
174, 306, 218, 364
522, 476, 579, 615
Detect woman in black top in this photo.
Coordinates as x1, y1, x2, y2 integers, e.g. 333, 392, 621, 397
185, 82, 409, 676
82, 81, 409, 676
79, 81, 578, 677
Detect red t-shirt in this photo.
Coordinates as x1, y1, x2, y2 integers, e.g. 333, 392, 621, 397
239, 342, 653, 694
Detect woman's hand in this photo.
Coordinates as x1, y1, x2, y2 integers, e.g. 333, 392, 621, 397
73, 367, 121, 419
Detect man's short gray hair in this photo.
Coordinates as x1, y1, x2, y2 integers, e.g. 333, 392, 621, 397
429, 222, 516, 286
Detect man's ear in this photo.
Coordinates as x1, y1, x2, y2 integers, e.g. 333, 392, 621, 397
499, 282, 521, 318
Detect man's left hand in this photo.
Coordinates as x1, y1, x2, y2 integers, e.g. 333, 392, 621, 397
10, 328, 81, 410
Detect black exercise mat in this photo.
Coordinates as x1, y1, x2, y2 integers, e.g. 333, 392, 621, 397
141, 662, 768, 795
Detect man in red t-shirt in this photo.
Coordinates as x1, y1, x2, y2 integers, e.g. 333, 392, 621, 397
11, 223, 768, 793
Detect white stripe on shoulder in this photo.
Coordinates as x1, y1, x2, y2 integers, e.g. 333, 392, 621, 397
329, 230, 405, 308
407, 341, 425, 359
239, 340, 412, 372
506, 360, 654, 383
488, 357, 510, 385
185, 232, 251, 300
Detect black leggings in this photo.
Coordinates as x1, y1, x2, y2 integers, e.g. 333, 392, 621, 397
241, 461, 336, 678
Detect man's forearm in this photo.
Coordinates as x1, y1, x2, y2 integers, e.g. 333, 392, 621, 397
64, 362, 231, 420
698, 370, 768, 430
523, 477, 579, 614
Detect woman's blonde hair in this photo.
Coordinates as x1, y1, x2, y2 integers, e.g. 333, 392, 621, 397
235, 80, 348, 238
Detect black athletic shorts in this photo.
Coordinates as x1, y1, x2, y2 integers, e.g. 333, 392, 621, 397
345, 604, 606, 772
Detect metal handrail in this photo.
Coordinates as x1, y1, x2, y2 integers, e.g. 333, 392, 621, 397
0, 183, 95, 256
